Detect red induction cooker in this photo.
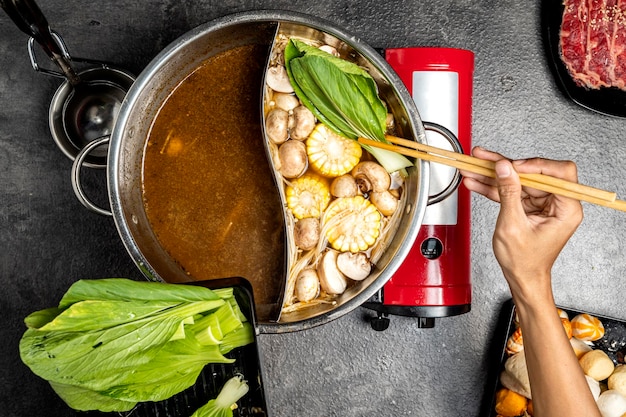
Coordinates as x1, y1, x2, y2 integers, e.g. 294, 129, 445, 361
363, 47, 475, 330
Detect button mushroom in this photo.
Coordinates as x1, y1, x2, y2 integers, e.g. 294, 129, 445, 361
265, 108, 289, 144
318, 44, 339, 56
295, 269, 320, 302
266, 65, 294, 93
370, 190, 399, 216
317, 250, 347, 295
336, 251, 371, 281
278, 140, 308, 178
330, 174, 358, 198
289, 105, 316, 141
294, 217, 320, 251
352, 161, 391, 193
272, 92, 300, 111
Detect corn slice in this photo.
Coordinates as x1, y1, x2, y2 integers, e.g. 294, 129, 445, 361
306, 123, 362, 177
286, 173, 331, 219
323, 196, 381, 253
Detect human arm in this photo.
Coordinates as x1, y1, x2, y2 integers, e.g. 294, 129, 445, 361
462, 147, 600, 417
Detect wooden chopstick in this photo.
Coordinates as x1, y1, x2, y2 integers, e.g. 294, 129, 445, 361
358, 136, 626, 213
383, 136, 616, 202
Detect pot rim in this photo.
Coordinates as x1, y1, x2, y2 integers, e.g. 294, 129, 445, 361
108, 9, 430, 334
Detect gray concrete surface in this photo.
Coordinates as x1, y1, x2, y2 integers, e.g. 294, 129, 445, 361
2, 1, 626, 416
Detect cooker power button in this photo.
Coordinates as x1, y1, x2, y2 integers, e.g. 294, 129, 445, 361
421, 237, 443, 260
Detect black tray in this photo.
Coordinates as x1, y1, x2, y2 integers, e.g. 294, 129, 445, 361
542, 0, 626, 118
79, 277, 269, 417
481, 299, 626, 417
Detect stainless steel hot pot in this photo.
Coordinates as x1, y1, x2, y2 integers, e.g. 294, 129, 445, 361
73, 10, 432, 334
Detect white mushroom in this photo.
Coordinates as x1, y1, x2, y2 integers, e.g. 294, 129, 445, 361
352, 161, 391, 193
289, 105, 316, 141
318, 44, 339, 56
295, 269, 320, 302
370, 190, 398, 216
389, 170, 404, 190
278, 140, 308, 178
336, 252, 371, 281
330, 174, 358, 198
597, 390, 626, 417
294, 217, 320, 251
265, 108, 289, 144
317, 250, 347, 295
266, 65, 294, 93
272, 92, 300, 111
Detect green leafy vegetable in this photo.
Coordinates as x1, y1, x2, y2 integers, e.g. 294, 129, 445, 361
190, 375, 250, 417
284, 39, 413, 173
19, 278, 254, 412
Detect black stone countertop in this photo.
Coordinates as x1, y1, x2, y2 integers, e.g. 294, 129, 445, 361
2, 1, 626, 416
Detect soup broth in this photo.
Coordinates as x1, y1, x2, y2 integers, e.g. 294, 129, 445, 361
143, 44, 285, 320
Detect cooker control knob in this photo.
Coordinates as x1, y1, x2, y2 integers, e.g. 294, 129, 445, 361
421, 237, 443, 259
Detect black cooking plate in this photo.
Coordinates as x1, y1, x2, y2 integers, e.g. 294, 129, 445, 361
481, 299, 626, 417
542, 0, 626, 118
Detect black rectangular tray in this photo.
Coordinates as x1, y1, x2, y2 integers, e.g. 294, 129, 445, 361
481, 299, 626, 417
79, 277, 269, 417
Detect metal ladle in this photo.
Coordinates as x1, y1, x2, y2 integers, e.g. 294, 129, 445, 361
1, 0, 135, 168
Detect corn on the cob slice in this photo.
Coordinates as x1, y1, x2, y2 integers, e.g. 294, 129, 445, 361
323, 196, 381, 253
306, 123, 362, 177
286, 173, 331, 219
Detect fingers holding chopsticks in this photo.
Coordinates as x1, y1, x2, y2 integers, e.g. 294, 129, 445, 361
462, 147, 579, 203
461, 147, 513, 203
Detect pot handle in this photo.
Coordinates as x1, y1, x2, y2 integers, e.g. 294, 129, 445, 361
71, 135, 113, 217
0, 0, 81, 84
423, 121, 464, 206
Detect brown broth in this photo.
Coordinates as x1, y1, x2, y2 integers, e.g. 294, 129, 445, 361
142, 44, 285, 320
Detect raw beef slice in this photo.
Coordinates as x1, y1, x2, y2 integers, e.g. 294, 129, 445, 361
560, 0, 626, 90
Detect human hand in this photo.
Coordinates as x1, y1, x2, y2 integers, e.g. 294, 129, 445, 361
464, 148, 600, 417
462, 147, 583, 304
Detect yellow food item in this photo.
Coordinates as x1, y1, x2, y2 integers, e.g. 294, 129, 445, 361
579, 349, 615, 381
495, 387, 528, 416
609, 365, 626, 397
571, 313, 605, 341
561, 317, 573, 339
504, 314, 571, 356
506, 327, 524, 355
286, 173, 331, 219
323, 196, 381, 253
306, 123, 362, 177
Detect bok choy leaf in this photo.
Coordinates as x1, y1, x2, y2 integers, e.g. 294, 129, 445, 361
190, 375, 250, 417
19, 278, 254, 412
284, 39, 413, 174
